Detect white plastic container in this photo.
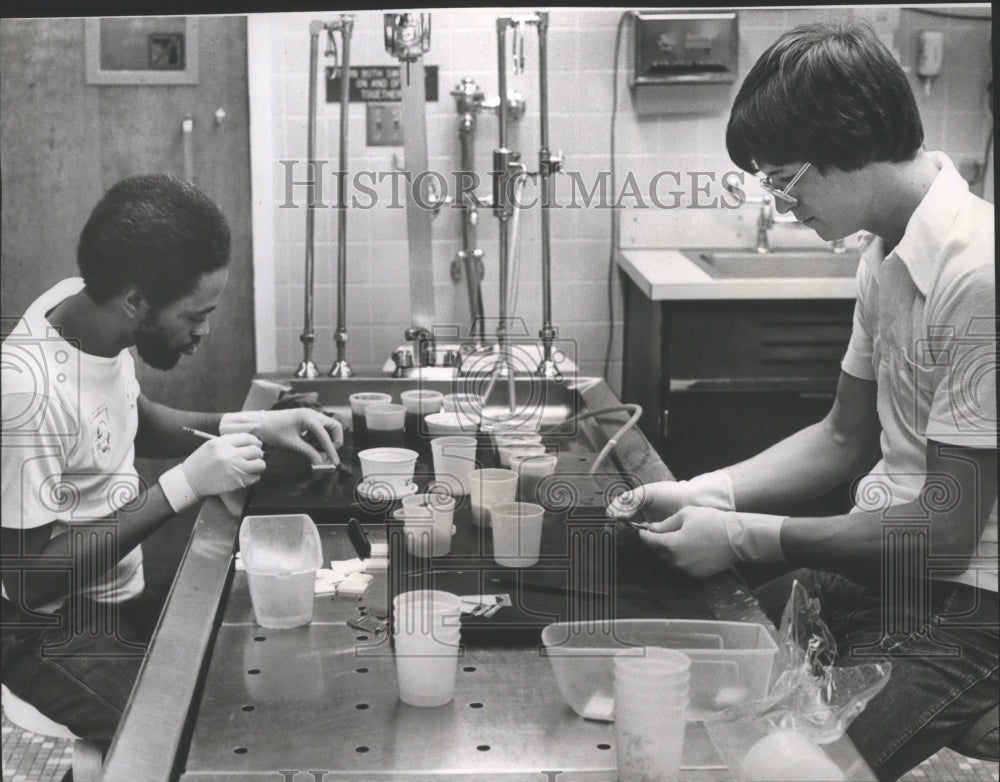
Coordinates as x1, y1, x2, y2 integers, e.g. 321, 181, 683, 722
239, 514, 323, 629
541, 619, 778, 721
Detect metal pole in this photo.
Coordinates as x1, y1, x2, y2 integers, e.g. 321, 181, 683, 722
330, 15, 354, 377
494, 18, 511, 363
295, 23, 322, 378
536, 11, 561, 380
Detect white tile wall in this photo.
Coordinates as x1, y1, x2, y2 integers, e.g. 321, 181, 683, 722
250, 6, 993, 396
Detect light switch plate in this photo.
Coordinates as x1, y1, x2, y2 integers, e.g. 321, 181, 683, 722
366, 103, 403, 146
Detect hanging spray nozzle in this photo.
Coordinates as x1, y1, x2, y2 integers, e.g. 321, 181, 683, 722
384, 13, 431, 85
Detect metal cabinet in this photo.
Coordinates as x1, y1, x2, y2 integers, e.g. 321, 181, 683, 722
622, 278, 858, 517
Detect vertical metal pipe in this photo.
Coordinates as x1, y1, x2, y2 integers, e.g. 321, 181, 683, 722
536, 12, 560, 379
457, 114, 486, 344
330, 15, 353, 376
495, 18, 510, 353
296, 25, 321, 378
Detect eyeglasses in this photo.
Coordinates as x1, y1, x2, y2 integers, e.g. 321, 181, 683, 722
759, 162, 811, 207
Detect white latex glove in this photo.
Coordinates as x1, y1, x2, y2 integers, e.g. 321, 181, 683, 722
159, 433, 266, 512
221, 408, 344, 466
606, 470, 735, 523
637, 507, 785, 579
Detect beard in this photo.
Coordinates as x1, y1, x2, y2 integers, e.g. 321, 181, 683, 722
134, 314, 196, 370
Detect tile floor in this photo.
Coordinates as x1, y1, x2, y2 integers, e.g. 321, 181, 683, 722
2, 711, 997, 782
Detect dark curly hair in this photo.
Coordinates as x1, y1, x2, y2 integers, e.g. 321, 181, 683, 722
727, 21, 924, 174
77, 174, 231, 307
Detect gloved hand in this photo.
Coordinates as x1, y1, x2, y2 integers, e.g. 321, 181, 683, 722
606, 470, 735, 523
159, 433, 266, 512
637, 507, 786, 579
221, 408, 344, 466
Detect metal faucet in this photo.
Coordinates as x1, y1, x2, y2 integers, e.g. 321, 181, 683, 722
404, 326, 434, 367
755, 195, 773, 254
723, 178, 773, 254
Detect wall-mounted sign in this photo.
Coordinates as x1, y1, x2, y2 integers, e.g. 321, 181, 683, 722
325, 65, 439, 103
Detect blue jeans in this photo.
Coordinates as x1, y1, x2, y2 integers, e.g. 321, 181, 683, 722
755, 569, 999, 781
1, 587, 160, 745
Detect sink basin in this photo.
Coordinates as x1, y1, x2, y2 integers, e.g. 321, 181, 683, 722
686, 249, 860, 280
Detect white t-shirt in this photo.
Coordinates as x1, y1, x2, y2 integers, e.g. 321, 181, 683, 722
841, 153, 997, 592
1, 278, 145, 608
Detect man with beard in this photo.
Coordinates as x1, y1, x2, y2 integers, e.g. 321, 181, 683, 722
0, 174, 343, 764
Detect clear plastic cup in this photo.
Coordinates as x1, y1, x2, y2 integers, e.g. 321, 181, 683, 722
365, 403, 406, 449
510, 453, 558, 504
468, 468, 518, 528
357, 447, 418, 489
498, 442, 547, 468
424, 411, 478, 436
441, 392, 485, 417
349, 392, 393, 449
614, 649, 690, 781
392, 590, 463, 707
490, 501, 545, 567
400, 389, 444, 452
430, 436, 478, 496
614, 647, 692, 680
398, 493, 456, 557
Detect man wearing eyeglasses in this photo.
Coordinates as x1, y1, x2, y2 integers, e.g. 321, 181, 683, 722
609, 21, 996, 780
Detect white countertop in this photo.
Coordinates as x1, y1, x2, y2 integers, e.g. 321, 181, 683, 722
618, 249, 858, 301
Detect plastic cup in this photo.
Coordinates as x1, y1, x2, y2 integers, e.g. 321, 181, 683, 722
400, 390, 444, 452
468, 468, 518, 528
490, 501, 545, 567
441, 392, 485, 417
357, 447, 418, 494
511, 453, 558, 504
498, 442, 547, 468
430, 436, 478, 496
239, 514, 323, 629
614, 649, 690, 781
398, 493, 456, 557
614, 647, 692, 680
392, 590, 463, 707
424, 411, 478, 436
365, 403, 406, 449
349, 392, 392, 450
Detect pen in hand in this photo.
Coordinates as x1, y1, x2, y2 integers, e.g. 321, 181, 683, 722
182, 426, 218, 441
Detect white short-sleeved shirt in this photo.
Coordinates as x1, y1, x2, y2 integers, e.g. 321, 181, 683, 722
1, 278, 145, 608
841, 153, 997, 592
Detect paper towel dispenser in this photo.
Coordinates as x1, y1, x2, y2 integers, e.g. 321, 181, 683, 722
631, 11, 738, 86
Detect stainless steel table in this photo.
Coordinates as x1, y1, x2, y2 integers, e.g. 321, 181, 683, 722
101, 376, 876, 782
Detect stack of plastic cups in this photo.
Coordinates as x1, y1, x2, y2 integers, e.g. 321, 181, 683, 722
392, 590, 463, 707
613, 647, 691, 781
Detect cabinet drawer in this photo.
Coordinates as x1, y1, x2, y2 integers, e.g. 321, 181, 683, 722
668, 300, 854, 379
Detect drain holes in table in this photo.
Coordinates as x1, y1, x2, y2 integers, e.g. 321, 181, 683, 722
355, 667, 369, 673
355, 703, 369, 710
469, 702, 483, 709
253, 636, 266, 642
247, 668, 260, 675
233, 747, 248, 755
356, 635, 369, 641
241, 705, 255, 712
597, 743, 611, 751
356, 746, 370, 753
462, 666, 477, 672
476, 745, 491, 752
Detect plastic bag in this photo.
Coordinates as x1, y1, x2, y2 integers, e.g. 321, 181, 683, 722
704, 579, 892, 780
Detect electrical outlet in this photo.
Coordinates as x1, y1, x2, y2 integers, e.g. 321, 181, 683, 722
366, 104, 403, 146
